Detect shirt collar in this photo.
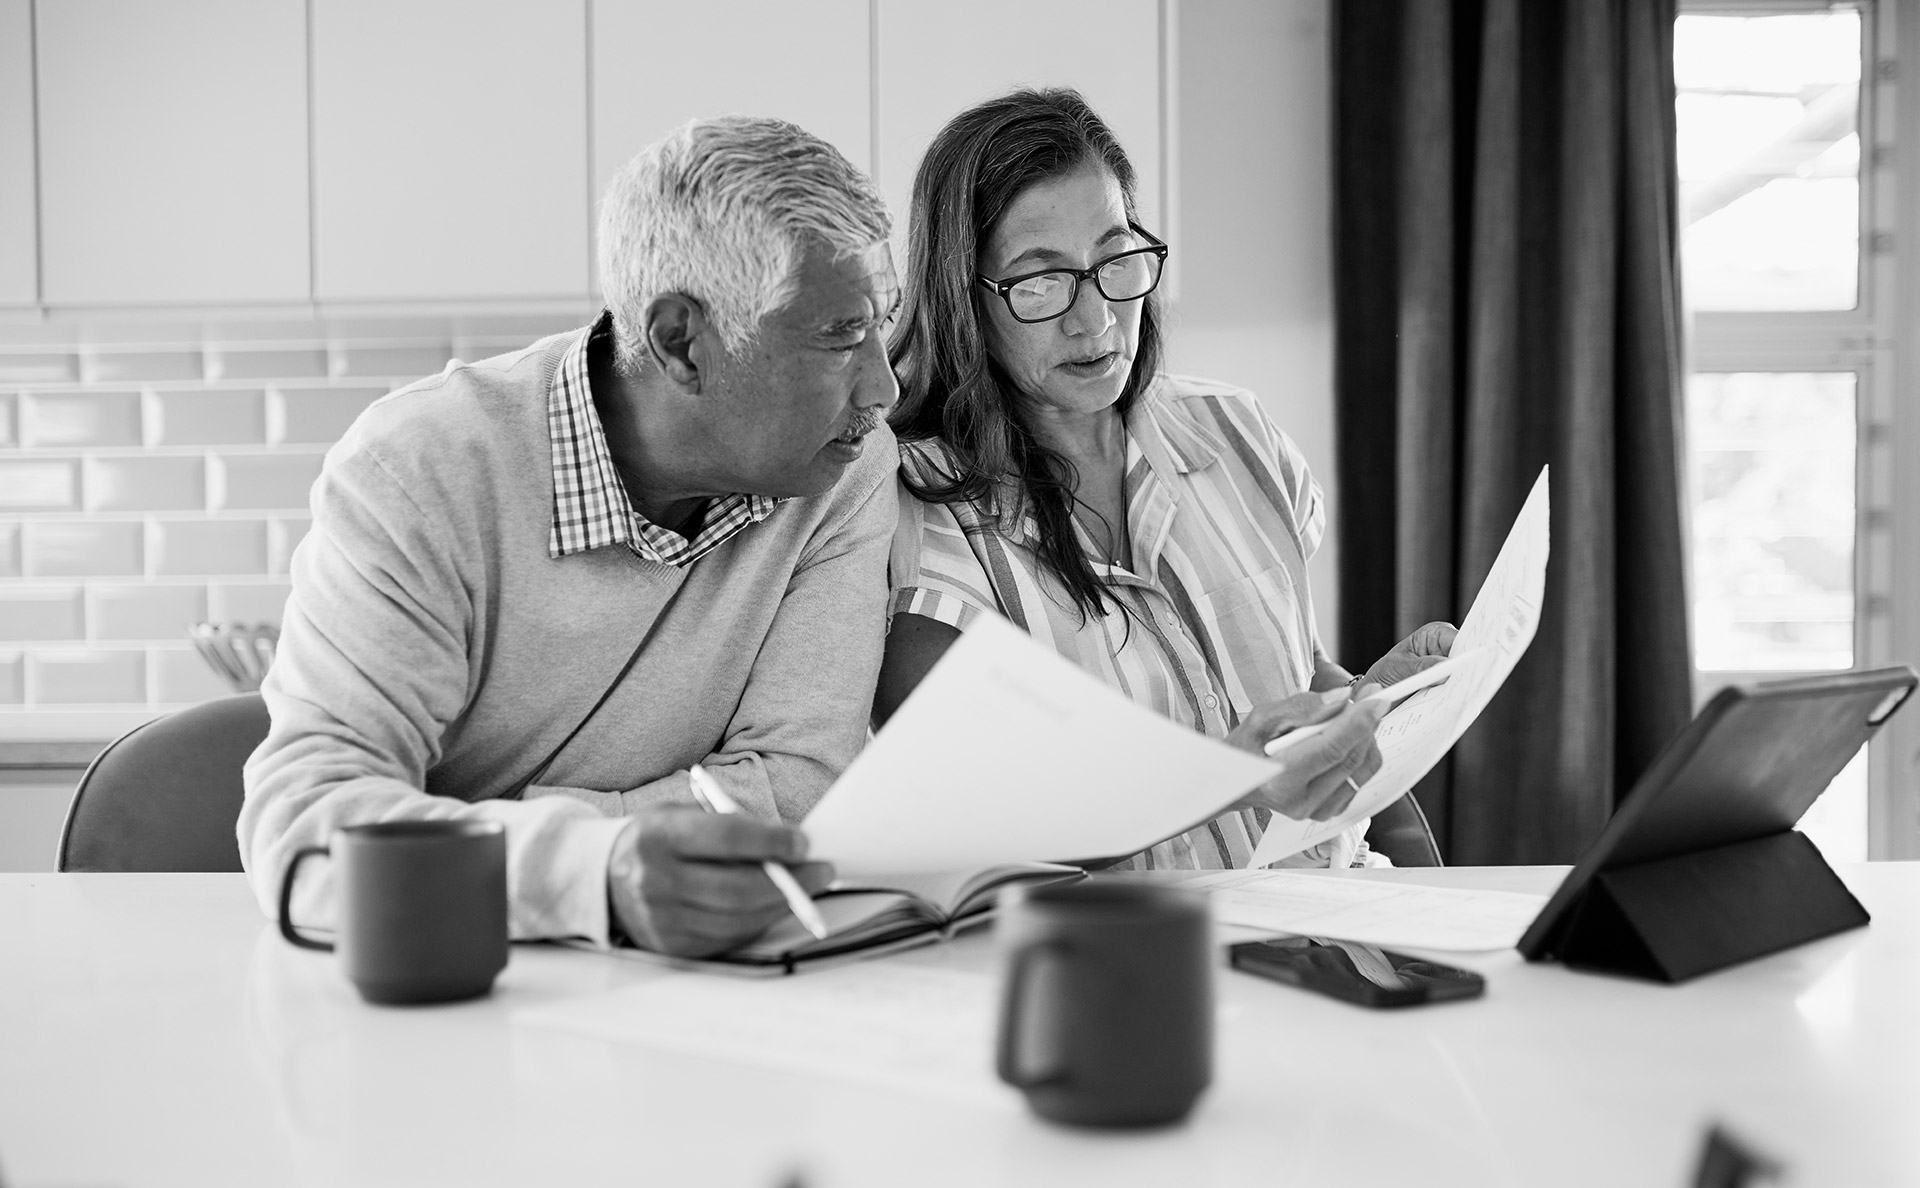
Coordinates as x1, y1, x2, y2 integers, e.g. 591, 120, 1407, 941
1129, 379, 1225, 474
546, 312, 779, 567
987, 379, 1224, 549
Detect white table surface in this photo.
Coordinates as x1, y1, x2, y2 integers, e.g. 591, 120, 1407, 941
1, 864, 1914, 1188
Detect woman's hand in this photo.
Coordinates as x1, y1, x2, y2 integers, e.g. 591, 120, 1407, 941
1224, 690, 1389, 822
1360, 621, 1459, 690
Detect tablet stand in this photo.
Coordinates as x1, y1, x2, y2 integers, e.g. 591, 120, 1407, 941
1552, 829, 1868, 983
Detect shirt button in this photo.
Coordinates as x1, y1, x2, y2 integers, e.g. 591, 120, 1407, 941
1203, 693, 1220, 710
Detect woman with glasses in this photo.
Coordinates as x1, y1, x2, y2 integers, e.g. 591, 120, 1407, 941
876, 88, 1455, 870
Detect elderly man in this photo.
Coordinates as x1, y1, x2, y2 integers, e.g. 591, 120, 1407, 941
242, 116, 900, 958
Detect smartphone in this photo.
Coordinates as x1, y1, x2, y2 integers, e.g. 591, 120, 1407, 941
1228, 936, 1486, 1008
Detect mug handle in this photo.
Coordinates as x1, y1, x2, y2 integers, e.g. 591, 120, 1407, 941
996, 940, 1070, 1090
277, 845, 334, 952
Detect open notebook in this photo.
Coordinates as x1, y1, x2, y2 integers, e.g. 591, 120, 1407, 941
603, 863, 1083, 974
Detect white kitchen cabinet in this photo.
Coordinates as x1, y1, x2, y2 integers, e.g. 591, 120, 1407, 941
589, 0, 870, 219
0, 0, 35, 306
310, 0, 590, 301
874, 0, 1164, 237
35, 0, 311, 305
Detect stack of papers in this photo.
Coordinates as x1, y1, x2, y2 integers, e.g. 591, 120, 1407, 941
803, 470, 1550, 874
1249, 469, 1550, 865
1184, 871, 1550, 951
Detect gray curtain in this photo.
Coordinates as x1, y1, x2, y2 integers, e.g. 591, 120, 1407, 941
1333, 0, 1694, 864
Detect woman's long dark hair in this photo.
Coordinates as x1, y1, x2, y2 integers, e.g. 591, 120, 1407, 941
889, 88, 1165, 624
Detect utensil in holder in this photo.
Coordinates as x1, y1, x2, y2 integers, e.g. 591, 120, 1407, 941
188, 622, 280, 693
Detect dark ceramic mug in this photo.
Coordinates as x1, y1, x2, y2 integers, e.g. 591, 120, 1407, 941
996, 880, 1213, 1127
277, 819, 508, 1005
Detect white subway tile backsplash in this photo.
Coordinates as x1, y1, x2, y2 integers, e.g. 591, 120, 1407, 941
85, 456, 205, 512
30, 649, 145, 704
271, 385, 388, 444
209, 580, 291, 625
22, 390, 143, 447
210, 348, 327, 381
152, 644, 231, 704
24, 521, 144, 577
89, 583, 207, 641
0, 460, 79, 510
81, 349, 204, 384
1, 319, 515, 713
0, 354, 78, 383
147, 388, 267, 446
210, 453, 322, 511
0, 588, 84, 641
150, 519, 269, 576
331, 344, 450, 379
268, 516, 311, 574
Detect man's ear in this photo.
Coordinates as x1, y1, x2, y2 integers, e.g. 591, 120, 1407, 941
641, 293, 709, 389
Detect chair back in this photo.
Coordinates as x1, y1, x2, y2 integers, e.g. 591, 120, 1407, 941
57, 693, 270, 872
1365, 793, 1445, 867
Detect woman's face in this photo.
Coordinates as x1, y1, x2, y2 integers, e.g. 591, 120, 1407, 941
977, 162, 1143, 418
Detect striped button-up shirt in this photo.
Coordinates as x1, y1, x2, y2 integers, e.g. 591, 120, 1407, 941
889, 374, 1365, 870
547, 312, 779, 565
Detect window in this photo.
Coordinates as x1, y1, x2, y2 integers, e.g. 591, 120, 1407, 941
1676, 1, 1898, 862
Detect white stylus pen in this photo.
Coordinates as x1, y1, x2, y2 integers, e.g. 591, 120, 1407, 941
687, 763, 831, 941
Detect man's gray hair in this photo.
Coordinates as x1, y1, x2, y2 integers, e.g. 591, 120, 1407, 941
599, 115, 892, 372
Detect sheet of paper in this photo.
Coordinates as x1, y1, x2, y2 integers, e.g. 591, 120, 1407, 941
1250, 467, 1551, 867
514, 963, 1012, 1109
1186, 871, 1549, 951
803, 612, 1284, 872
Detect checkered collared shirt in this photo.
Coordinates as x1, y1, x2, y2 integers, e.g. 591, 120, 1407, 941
547, 313, 779, 566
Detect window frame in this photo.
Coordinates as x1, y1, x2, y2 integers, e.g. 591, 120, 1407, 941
1678, 0, 1915, 859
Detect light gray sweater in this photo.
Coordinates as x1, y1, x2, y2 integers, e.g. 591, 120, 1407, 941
240, 328, 898, 943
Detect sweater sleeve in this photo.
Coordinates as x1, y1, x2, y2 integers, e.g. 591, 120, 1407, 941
238, 437, 630, 945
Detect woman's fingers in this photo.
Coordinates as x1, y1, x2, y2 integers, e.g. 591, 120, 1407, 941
1365, 620, 1460, 689
1407, 620, 1458, 656
1294, 731, 1387, 818
1242, 697, 1387, 819
1293, 705, 1386, 818
1226, 689, 1347, 755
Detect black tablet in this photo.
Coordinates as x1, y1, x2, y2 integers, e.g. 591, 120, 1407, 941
1518, 665, 1917, 968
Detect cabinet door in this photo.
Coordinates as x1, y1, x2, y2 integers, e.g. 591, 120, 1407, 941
311, 0, 589, 301
874, 0, 1164, 236
36, 0, 310, 305
0, 0, 34, 306
590, 0, 870, 206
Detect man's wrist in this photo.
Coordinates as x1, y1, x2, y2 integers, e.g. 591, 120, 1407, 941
604, 817, 647, 949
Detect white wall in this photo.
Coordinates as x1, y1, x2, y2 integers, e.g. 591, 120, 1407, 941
1168, 0, 1340, 649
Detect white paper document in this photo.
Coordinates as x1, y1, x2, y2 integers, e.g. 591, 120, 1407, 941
514, 963, 1011, 1108
1250, 468, 1552, 867
803, 612, 1284, 872
1186, 871, 1549, 951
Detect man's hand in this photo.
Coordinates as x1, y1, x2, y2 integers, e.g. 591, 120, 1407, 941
1225, 690, 1388, 821
1361, 621, 1459, 691
605, 806, 834, 958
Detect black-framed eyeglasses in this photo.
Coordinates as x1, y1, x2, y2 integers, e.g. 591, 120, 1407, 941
975, 224, 1169, 324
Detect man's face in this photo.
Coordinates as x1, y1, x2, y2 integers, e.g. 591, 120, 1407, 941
700, 241, 901, 499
